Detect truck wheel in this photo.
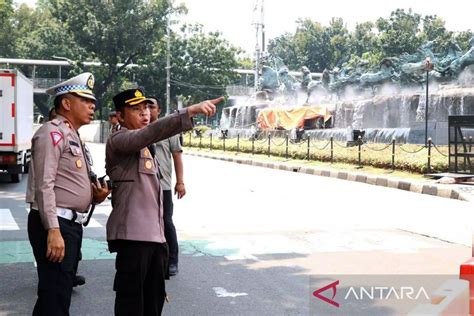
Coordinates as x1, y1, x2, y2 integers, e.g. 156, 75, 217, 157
11, 174, 20, 183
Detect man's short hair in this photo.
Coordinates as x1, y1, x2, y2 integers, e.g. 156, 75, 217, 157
109, 111, 117, 117
53, 94, 68, 111
148, 96, 160, 109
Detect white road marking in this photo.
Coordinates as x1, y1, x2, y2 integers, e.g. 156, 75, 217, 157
94, 204, 112, 216
0, 208, 20, 230
84, 218, 102, 228
213, 287, 248, 298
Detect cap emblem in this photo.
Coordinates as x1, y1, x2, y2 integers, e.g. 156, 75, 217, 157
87, 75, 94, 89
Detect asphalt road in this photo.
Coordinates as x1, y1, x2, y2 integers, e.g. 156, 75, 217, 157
0, 143, 472, 315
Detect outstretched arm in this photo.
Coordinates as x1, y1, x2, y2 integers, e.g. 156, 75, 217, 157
110, 97, 224, 154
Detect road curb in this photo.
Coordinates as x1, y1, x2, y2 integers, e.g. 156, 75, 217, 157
185, 151, 471, 202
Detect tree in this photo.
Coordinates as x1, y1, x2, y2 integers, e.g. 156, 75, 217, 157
0, 0, 16, 57
456, 30, 474, 51
351, 21, 376, 58
46, 0, 170, 115
326, 18, 350, 67
136, 23, 241, 115
375, 9, 423, 57
267, 33, 300, 71
421, 15, 451, 53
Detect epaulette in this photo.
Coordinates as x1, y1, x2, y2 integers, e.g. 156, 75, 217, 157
50, 119, 72, 130
50, 118, 62, 126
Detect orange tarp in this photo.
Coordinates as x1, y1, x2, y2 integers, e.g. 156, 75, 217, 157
257, 106, 332, 130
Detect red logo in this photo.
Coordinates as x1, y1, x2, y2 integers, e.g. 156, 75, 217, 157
50, 131, 63, 146
313, 280, 340, 308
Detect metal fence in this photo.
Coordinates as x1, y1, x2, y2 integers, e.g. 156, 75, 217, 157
183, 131, 449, 174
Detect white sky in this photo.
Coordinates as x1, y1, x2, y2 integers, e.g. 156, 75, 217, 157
16, 0, 474, 55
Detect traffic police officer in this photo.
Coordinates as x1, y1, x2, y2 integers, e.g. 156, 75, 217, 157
106, 88, 221, 315
27, 73, 110, 315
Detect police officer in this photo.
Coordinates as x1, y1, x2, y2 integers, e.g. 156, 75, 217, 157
27, 73, 110, 315
106, 89, 221, 315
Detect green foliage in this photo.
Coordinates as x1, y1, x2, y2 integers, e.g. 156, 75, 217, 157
456, 31, 474, 52
136, 23, 241, 114
351, 22, 377, 57
267, 8, 471, 74
376, 9, 423, 56
47, 0, 170, 112
1, 3, 473, 117
421, 15, 452, 53
1, 0, 239, 118
237, 56, 253, 69
0, 0, 16, 57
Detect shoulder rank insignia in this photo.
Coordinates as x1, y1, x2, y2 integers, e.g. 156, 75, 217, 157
145, 160, 153, 169
50, 118, 61, 127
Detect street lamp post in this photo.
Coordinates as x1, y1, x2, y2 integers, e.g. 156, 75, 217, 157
424, 57, 434, 147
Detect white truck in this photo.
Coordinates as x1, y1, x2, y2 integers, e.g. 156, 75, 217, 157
0, 69, 33, 183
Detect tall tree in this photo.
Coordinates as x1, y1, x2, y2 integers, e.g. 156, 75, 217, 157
0, 0, 16, 57
267, 33, 300, 71
46, 0, 170, 115
375, 9, 423, 56
421, 15, 451, 53
326, 17, 350, 67
294, 19, 332, 71
455, 30, 474, 51
136, 23, 241, 114
351, 21, 376, 58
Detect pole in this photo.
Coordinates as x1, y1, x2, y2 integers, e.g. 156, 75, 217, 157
252, 137, 255, 155
165, 1, 172, 115
237, 134, 240, 153
424, 58, 432, 147
223, 133, 226, 152
267, 133, 271, 157
391, 138, 396, 171
427, 138, 432, 173
307, 136, 310, 160
425, 69, 429, 147
261, 0, 265, 52
253, 0, 262, 91
330, 137, 334, 163
357, 136, 362, 168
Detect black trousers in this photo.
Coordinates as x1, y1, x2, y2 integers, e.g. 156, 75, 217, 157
112, 240, 168, 316
163, 190, 178, 265
27, 209, 83, 316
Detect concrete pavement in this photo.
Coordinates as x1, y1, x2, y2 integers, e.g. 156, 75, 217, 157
2, 142, 473, 315
185, 149, 474, 202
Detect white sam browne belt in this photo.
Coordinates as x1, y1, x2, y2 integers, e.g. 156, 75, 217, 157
56, 207, 88, 225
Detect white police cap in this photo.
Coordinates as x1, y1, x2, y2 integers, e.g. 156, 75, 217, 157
46, 72, 96, 101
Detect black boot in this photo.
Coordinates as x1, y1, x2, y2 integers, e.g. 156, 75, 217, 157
73, 275, 86, 287
168, 264, 178, 276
